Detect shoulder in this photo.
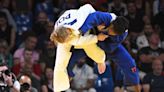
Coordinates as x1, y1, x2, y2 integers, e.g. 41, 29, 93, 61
14, 48, 24, 56
13, 80, 21, 91
140, 46, 150, 50
31, 87, 38, 92
158, 48, 164, 52
110, 13, 117, 22
108, 2, 114, 7
137, 35, 146, 40
143, 73, 153, 81
120, 2, 127, 8
138, 46, 150, 54
84, 64, 93, 71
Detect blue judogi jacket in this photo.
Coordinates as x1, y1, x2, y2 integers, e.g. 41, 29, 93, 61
80, 11, 128, 53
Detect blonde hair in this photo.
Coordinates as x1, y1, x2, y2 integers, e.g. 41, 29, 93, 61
51, 26, 70, 43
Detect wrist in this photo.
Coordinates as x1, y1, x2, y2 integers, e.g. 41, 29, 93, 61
6, 80, 14, 87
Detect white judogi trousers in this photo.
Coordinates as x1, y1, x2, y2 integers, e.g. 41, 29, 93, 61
53, 35, 105, 92
53, 4, 105, 92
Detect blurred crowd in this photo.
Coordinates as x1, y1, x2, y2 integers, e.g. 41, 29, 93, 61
0, 0, 164, 92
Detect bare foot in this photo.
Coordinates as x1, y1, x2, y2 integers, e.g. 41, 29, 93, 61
97, 63, 106, 74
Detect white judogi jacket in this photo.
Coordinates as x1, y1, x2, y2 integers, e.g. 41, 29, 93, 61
53, 4, 105, 92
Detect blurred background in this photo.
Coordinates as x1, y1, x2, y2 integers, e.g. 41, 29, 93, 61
0, 0, 164, 92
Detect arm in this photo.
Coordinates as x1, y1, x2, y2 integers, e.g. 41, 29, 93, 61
80, 11, 117, 33
142, 74, 151, 92
143, 84, 150, 92
9, 27, 16, 51
3, 74, 20, 92
1, 9, 17, 31
70, 33, 108, 46
10, 81, 20, 92
54, 43, 72, 70
53, 44, 72, 91
139, 54, 155, 63
74, 4, 96, 30
70, 34, 98, 46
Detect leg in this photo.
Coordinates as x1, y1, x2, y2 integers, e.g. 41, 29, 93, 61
53, 44, 72, 92
108, 45, 140, 92
67, 43, 106, 78
81, 44, 106, 74
67, 49, 87, 77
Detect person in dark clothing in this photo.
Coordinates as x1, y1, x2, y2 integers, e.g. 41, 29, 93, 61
142, 59, 164, 92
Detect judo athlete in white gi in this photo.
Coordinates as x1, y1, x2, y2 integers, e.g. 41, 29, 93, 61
50, 4, 109, 92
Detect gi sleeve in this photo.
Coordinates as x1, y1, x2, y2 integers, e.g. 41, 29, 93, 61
69, 33, 98, 46
80, 11, 117, 33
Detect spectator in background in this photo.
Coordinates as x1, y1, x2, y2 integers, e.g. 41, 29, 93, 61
12, 49, 41, 78
1, 0, 10, 10
13, 12, 32, 35
11, 57, 20, 76
125, 1, 144, 34
96, 0, 109, 11
37, 21, 54, 51
0, 0, 17, 30
153, 0, 164, 42
108, 0, 127, 16
136, 24, 159, 49
0, 39, 13, 69
67, 57, 96, 92
79, 0, 109, 11
54, 0, 66, 13
94, 61, 114, 92
58, 0, 79, 11
137, 32, 164, 75
13, 33, 39, 66
153, 0, 160, 16
33, 11, 48, 37
19, 75, 38, 92
11, 0, 33, 13
134, 0, 151, 17
40, 67, 53, 92
12, 0, 33, 47
142, 59, 164, 92
18, 64, 40, 92
142, 15, 152, 25
39, 40, 56, 72
153, 0, 164, 16
35, 0, 54, 21
125, 1, 145, 52
0, 64, 20, 92
13, 12, 33, 47
0, 11, 16, 52
122, 36, 136, 57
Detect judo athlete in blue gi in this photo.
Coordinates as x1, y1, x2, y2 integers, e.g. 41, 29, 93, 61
67, 11, 141, 92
